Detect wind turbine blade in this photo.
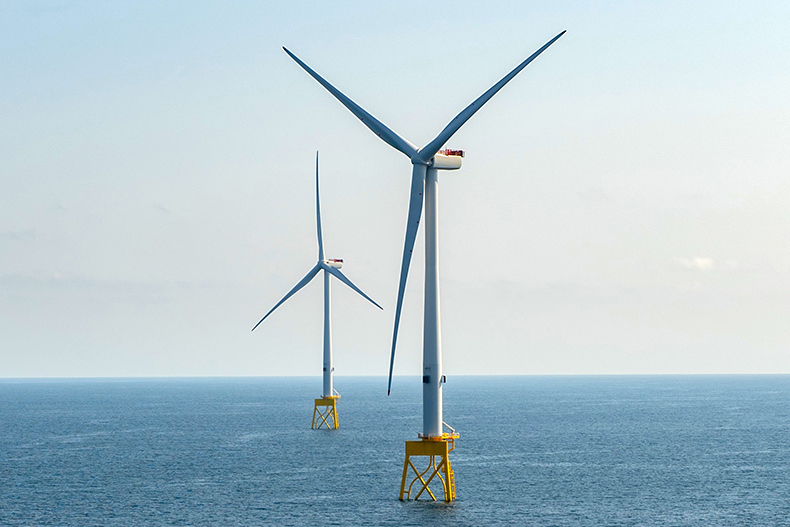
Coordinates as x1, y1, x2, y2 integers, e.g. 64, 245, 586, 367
323, 264, 383, 310
388, 164, 427, 395
283, 47, 419, 159
315, 151, 324, 261
417, 30, 566, 163
251, 264, 321, 331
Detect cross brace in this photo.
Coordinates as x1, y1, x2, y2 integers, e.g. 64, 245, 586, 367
312, 396, 339, 430
399, 436, 457, 502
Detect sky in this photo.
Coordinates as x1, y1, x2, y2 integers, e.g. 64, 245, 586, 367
2, 1, 789, 378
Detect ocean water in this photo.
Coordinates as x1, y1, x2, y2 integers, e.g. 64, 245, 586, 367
1, 375, 789, 526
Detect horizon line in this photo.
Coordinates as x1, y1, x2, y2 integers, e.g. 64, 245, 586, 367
2, 372, 789, 381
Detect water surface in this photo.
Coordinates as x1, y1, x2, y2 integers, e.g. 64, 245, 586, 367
1, 376, 788, 526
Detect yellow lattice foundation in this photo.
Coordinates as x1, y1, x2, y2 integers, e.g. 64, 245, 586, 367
311, 395, 340, 430
399, 431, 458, 502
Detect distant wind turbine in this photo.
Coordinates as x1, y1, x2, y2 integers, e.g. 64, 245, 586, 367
284, 30, 565, 499
252, 152, 383, 429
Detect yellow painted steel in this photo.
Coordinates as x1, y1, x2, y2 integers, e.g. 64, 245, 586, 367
311, 395, 340, 430
399, 432, 458, 502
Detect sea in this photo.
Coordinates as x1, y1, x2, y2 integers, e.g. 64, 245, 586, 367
1, 375, 788, 526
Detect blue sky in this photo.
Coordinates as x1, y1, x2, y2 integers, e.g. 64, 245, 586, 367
2, 1, 789, 377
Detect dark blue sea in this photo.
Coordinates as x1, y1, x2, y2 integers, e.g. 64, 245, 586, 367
1, 376, 789, 526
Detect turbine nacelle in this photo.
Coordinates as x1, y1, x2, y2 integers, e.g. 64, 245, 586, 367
430, 151, 464, 170
411, 150, 464, 170
323, 258, 344, 269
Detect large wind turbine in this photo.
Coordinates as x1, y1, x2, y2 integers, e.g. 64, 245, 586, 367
284, 31, 565, 498
252, 152, 382, 429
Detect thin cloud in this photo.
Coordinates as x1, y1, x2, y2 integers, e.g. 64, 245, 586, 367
673, 256, 715, 270
152, 204, 172, 216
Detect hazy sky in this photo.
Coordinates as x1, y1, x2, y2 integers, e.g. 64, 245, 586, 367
2, 1, 789, 378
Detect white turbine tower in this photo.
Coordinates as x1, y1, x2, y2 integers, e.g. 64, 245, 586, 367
252, 152, 383, 430
284, 30, 565, 499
